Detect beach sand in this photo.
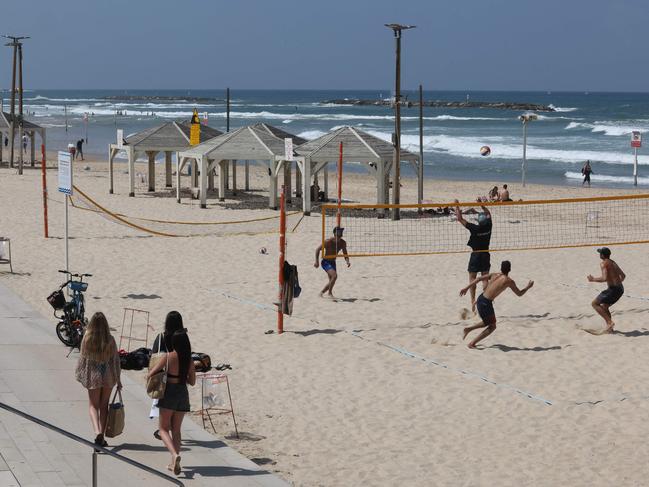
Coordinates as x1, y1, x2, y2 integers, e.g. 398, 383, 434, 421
2, 157, 649, 486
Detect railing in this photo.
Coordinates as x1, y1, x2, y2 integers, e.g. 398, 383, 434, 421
0, 402, 184, 486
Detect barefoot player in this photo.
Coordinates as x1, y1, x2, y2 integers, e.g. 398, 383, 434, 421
314, 226, 350, 298
587, 247, 625, 333
460, 260, 534, 349
455, 200, 492, 313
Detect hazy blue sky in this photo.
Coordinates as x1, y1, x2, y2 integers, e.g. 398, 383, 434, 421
2, 0, 648, 91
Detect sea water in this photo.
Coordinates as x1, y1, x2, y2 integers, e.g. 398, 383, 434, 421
12, 89, 649, 188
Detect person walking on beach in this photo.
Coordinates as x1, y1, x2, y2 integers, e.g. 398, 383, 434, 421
150, 311, 185, 441
455, 200, 492, 313
587, 247, 625, 333
76, 139, 84, 160
147, 330, 196, 476
314, 226, 350, 299
21, 135, 27, 154
460, 260, 534, 348
75, 312, 122, 448
581, 160, 593, 187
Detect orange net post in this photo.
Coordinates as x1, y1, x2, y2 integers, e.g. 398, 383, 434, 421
41, 144, 48, 238
336, 142, 343, 228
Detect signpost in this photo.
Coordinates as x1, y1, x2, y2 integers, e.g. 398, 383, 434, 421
116, 129, 123, 149
632, 131, 642, 186
58, 151, 72, 271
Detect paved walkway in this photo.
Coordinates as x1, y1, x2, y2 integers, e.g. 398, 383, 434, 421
0, 282, 288, 487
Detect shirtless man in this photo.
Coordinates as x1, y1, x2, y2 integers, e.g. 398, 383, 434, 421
314, 226, 350, 298
456, 200, 492, 313
460, 260, 534, 348
587, 247, 625, 333
499, 184, 512, 202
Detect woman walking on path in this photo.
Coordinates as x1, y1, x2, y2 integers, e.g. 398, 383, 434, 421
147, 329, 195, 475
151, 311, 185, 440
75, 312, 122, 447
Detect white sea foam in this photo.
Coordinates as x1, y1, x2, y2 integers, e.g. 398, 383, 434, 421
549, 104, 578, 112
297, 130, 327, 140
363, 129, 649, 165
565, 171, 649, 185
566, 121, 648, 137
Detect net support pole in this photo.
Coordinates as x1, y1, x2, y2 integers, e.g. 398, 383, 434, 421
522, 120, 528, 187
41, 144, 48, 238
634, 147, 638, 186
277, 185, 286, 334
337, 142, 343, 227
418, 84, 424, 214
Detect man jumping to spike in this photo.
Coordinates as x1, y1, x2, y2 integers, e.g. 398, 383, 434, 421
587, 247, 625, 333
456, 200, 492, 313
314, 226, 350, 299
460, 260, 534, 349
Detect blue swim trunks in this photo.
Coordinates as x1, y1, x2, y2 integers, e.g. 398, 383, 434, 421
321, 259, 337, 273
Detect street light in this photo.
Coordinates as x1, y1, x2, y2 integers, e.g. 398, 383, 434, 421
518, 113, 537, 187
2, 35, 30, 174
385, 23, 415, 220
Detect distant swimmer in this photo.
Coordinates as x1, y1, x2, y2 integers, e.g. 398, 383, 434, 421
581, 160, 593, 187
460, 260, 534, 349
455, 200, 492, 313
314, 226, 350, 299
587, 247, 625, 333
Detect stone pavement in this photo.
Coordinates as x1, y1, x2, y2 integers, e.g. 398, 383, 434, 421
0, 282, 289, 487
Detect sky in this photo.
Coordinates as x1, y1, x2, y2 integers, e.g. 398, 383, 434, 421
2, 0, 648, 92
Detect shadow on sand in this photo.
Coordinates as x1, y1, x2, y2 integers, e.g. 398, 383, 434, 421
489, 344, 562, 352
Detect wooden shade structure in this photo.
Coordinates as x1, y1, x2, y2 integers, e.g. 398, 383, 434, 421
294, 126, 421, 214
0, 112, 46, 166
107, 120, 222, 196
177, 124, 306, 209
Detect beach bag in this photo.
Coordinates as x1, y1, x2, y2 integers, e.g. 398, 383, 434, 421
104, 389, 125, 438
146, 334, 168, 399
192, 352, 212, 373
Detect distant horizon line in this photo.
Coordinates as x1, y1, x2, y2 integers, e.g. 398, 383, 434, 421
7, 88, 649, 95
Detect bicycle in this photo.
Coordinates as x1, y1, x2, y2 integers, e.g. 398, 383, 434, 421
47, 270, 92, 348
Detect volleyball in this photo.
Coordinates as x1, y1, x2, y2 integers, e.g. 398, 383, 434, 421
480, 146, 491, 157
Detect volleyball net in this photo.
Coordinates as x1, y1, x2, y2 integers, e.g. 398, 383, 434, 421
321, 194, 649, 259
69, 185, 302, 238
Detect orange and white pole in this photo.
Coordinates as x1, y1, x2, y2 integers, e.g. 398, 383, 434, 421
41, 144, 48, 238
277, 185, 286, 334
336, 142, 343, 227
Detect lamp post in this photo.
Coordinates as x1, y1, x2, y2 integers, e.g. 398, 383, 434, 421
385, 23, 415, 220
518, 113, 537, 187
2, 35, 29, 173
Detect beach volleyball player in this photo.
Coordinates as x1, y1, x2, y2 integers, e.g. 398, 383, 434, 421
460, 261, 534, 348
314, 226, 350, 299
455, 200, 492, 312
587, 247, 626, 333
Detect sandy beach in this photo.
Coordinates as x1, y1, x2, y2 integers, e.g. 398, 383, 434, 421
2, 156, 649, 486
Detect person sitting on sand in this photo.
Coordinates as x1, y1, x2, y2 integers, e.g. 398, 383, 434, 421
460, 260, 534, 348
456, 200, 492, 313
499, 184, 512, 202
314, 226, 350, 299
488, 186, 499, 201
587, 247, 625, 333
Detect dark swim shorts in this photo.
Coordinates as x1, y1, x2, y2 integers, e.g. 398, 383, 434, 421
596, 284, 624, 306
468, 252, 491, 273
476, 294, 496, 325
321, 259, 337, 273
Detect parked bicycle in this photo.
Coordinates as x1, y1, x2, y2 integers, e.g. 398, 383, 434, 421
47, 270, 92, 348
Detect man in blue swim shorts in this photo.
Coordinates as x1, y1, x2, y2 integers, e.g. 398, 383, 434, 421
587, 247, 626, 333
314, 226, 350, 298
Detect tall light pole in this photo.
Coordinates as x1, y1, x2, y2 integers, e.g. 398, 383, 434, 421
518, 113, 537, 187
385, 23, 415, 220
2, 35, 29, 173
